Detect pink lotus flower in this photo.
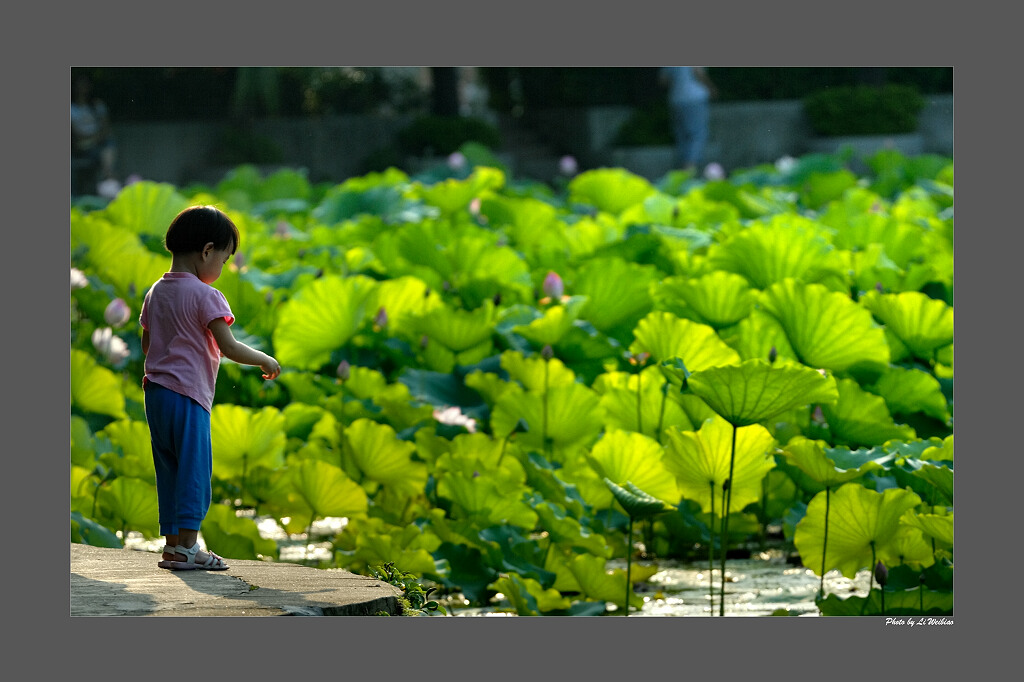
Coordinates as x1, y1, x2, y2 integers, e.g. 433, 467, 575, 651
448, 151, 467, 171
373, 307, 388, 330
125, 174, 144, 186
92, 327, 131, 366
542, 271, 564, 299
71, 268, 88, 290
275, 220, 292, 239
703, 162, 725, 181
103, 298, 131, 327
559, 155, 578, 176
336, 360, 351, 381
433, 406, 477, 433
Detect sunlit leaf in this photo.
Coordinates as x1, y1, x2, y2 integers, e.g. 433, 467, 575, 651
901, 509, 954, 547
567, 553, 652, 609
100, 180, 191, 236
210, 405, 287, 480
490, 573, 571, 615
630, 311, 741, 369
291, 459, 368, 518
201, 503, 278, 560
860, 290, 954, 360
437, 473, 538, 528
605, 479, 671, 519
491, 382, 604, 450
662, 416, 776, 514
870, 365, 951, 422
822, 379, 916, 448
98, 476, 159, 537
595, 368, 698, 437
70, 349, 126, 419
779, 436, 893, 488
344, 418, 427, 498
574, 258, 658, 334
794, 483, 922, 579
531, 499, 611, 557
655, 271, 755, 329
587, 429, 680, 506
513, 296, 588, 347
568, 168, 658, 215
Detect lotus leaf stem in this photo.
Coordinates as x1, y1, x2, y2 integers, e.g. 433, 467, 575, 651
719, 423, 738, 616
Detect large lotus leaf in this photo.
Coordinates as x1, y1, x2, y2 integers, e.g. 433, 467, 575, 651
888, 458, 953, 508
656, 271, 755, 330
71, 511, 123, 548
71, 464, 93, 498
573, 258, 658, 333
707, 218, 843, 289
438, 432, 527, 481
779, 436, 891, 488
568, 168, 657, 215
817, 587, 953, 617
512, 296, 588, 347
415, 166, 505, 214
567, 553, 656, 610
871, 366, 951, 422
100, 180, 190, 236
340, 366, 434, 430
921, 435, 953, 462
490, 573, 571, 615
718, 309, 798, 363
605, 479, 672, 519
71, 214, 169, 300
491, 382, 604, 449
901, 509, 953, 547
662, 416, 776, 514
291, 458, 369, 519
363, 275, 441, 334
532, 499, 611, 557
98, 419, 155, 483
71, 415, 100, 467
437, 472, 538, 528
822, 378, 915, 448
70, 350, 126, 419
687, 358, 839, 427
449, 235, 532, 292
799, 169, 860, 210
595, 368, 698, 437
244, 465, 305, 519
201, 503, 278, 560
880, 523, 937, 570
499, 350, 577, 392
630, 311, 741, 369
411, 299, 497, 352
340, 516, 440, 577
759, 279, 890, 373
586, 429, 680, 506
98, 476, 159, 537
210, 405, 287, 479
344, 418, 426, 498
860, 290, 954, 360
794, 483, 922, 579
272, 274, 379, 369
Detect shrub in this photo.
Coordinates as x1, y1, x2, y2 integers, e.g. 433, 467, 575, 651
803, 84, 925, 137
397, 115, 502, 156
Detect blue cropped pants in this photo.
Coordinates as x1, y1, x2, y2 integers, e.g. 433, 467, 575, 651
144, 381, 213, 536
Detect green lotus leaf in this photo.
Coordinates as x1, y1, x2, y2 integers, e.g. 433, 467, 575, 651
341, 366, 434, 430
491, 382, 604, 451
490, 573, 571, 615
413, 299, 497, 352
794, 483, 922, 579
568, 168, 658, 215
799, 169, 859, 210
98, 476, 159, 537
707, 217, 843, 289
531, 499, 611, 557
281, 402, 327, 440
759, 279, 890, 373
291, 458, 368, 519
656, 271, 755, 329
779, 436, 891, 488
888, 458, 953, 508
101, 180, 191, 236
340, 516, 441, 577
921, 434, 953, 462
901, 509, 953, 547
70, 350, 126, 419
370, 275, 442, 334
860, 290, 954, 360
71, 465, 93, 498
499, 350, 577, 392
574, 258, 658, 334
437, 472, 538, 528
662, 416, 776, 514
605, 479, 671, 519
437, 432, 527, 482
201, 503, 278, 560
416, 166, 505, 214
718, 309, 798, 363
822, 378, 916, 448
210, 404, 287, 480
97, 419, 155, 483
630, 311, 741, 369
587, 429, 680, 506
71, 415, 99, 467
448, 235, 533, 297
567, 553, 655, 609
272, 274, 379, 370
595, 368, 698, 436
816, 588, 953, 617
881, 523, 937, 570
687, 358, 838, 427
341, 418, 426, 498
513, 296, 588, 347
71, 511, 123, 548
871, 365, 951, 422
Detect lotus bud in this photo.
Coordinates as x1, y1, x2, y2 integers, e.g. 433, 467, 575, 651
275, 220, 291, 238
774, 155, 797, 174
768, 346, 777, 364
265, 291, 274, 304
336, 360, 351, 381
97, 178, 122, 199
373, 307, 388, 329
420, 335, 429, 349
492, 292, 502, 306
874, 561, 888, 587
71, 268, 88, 290
128, 283, 136, 298
558, 155, 578, 176
92, 327, 131, 366
703, 162, 725, 181
541, 344, 554, 360
448, 151, 467, 171
875, 282, 884, 293
469, 197, 481, 215
542, 271, 564, 299
104, 298, 131, 327
125, 173, 143, 185
233, 251, 246, 269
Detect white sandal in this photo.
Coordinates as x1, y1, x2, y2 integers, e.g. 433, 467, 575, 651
163, 542, 229, 571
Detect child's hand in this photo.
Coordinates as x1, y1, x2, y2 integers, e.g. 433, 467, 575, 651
261, 356, 281, 380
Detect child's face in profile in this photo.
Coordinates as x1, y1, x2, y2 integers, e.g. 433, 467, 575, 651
197, 245, 233, 284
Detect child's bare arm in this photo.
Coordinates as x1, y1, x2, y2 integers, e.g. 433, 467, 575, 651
142, 328, 150, 355
208, 317, 281, 379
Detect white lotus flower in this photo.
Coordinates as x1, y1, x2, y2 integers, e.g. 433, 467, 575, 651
92, 327, 131, 366
433, 406, 477, 433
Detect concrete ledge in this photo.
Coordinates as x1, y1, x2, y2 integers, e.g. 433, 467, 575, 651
70, 543, 404, 617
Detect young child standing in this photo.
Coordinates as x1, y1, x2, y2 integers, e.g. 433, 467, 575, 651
140, 205, 281, 570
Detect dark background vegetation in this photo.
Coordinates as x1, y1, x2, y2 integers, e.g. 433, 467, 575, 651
76, 66, 953, 122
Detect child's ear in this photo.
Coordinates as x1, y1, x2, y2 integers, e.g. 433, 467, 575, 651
202, 242, 216, 259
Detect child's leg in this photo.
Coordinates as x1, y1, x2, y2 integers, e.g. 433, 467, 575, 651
145, 382, 182, 560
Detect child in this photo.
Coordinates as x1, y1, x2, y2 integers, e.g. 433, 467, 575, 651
140, 205, 281, 570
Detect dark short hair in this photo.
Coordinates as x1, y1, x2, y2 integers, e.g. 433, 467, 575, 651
163, 205, 239, 255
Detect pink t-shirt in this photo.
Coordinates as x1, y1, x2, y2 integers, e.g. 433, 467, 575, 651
140, 272, 235, 412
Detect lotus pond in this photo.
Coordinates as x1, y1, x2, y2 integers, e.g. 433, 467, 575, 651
72, 149, 953, 617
